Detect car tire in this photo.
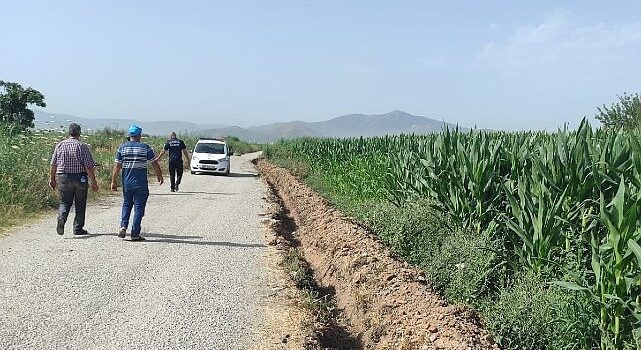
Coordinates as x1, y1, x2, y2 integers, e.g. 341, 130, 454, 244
191, 171, 196, 175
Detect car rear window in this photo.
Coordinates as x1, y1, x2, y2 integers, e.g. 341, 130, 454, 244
195, 143, 225, 154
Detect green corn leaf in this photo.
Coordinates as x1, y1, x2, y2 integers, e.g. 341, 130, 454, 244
612, 178, 627, 227
552, 280, 588, 291
627, 240, 641, 267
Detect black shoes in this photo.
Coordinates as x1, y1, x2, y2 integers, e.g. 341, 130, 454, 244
56, 219, 65, 235
58, 220, 88, 236
175, 183, 179, 192
120, 227, 143, 241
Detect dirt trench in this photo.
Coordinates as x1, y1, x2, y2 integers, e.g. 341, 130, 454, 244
256, 159, 499, 350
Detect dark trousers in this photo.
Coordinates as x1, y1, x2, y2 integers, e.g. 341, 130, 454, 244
56, 173, 88, 233
169, 159, 183, 190
119, 187, 149, 237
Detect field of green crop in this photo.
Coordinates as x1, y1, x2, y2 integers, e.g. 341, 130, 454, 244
264, 120, 641, 350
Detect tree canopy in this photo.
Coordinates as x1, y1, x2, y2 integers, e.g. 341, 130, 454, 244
0, 81, 46, 131
594, 92, 641, 130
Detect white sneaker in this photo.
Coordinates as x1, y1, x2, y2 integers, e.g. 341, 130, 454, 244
118, 227, 126, 238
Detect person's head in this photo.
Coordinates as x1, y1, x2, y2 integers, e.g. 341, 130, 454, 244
128, 124, 142, 141
69, 123, 81, 138
169, 131, 177, 139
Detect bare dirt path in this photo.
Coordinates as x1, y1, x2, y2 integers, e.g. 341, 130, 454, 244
0, 153, 277, 350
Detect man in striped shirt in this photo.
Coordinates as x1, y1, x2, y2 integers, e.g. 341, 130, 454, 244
110, 125, 164, 241
48, 123, 99, 235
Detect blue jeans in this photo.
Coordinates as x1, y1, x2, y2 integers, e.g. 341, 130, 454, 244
119, 187, 149, 237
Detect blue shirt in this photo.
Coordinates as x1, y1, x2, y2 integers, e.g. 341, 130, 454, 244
164, 138, 186, 161
115, 141, 155, 189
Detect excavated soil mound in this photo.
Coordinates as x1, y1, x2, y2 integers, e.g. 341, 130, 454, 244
257, 160, 499, 350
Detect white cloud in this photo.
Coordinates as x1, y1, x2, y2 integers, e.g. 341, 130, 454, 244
476, 12, 641, 79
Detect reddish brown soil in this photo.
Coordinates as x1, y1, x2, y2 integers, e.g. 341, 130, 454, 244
257, 159, 499, 350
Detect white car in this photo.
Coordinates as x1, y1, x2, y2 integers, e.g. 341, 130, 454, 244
190, 138, 230, 175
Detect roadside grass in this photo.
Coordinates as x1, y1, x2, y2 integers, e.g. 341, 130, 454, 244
225, 136, 262, 155
1, 128, 67, 230
314, 186, 596, 349
0, 209, 48, 236
265, 144, 602, 350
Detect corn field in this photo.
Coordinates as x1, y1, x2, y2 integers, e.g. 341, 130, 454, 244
264, 119, 641, 349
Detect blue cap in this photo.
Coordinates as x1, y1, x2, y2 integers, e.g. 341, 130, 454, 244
128, 124, 142, 136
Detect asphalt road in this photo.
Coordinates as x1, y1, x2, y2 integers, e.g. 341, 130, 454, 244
0, 153, 270, 349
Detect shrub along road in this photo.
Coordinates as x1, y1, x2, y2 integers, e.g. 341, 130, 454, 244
0, 153, 274, 349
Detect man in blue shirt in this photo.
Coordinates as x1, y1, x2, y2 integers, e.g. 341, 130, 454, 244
110, 125, 164, 241
154, 131, 190, 192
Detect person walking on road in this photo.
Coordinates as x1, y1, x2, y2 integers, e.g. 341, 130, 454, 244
154, 131, 190, 192
110, 125, 164, 241
48, 123, 99, 235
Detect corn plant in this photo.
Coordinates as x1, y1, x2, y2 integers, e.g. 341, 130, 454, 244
593, 181, 641, 349
264, 119, 641, 349
556, 180, 641, 349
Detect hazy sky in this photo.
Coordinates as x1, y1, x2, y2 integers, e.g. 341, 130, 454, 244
2, 0, 640, 129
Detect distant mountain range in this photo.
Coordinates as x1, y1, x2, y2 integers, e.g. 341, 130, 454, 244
34, 110, 460, 142
33, 111, 225, 136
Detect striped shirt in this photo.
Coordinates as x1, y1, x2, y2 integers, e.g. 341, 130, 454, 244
115, 141, 155, 189
50, 138, 95, 174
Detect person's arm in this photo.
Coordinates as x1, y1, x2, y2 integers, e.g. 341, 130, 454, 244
49, 145, 58, 189
111, 146, 123, 191
154, 149, 167, 162
182, 149, 191, 165
110, 163, 122, 191
87, 166, 99, 192
49, 164, 57, 190
81, 144, 99, 192
153, 141, 169, 162
147, 145, 164, 185
180, 140, 190, 168
150, 160, 164, 185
